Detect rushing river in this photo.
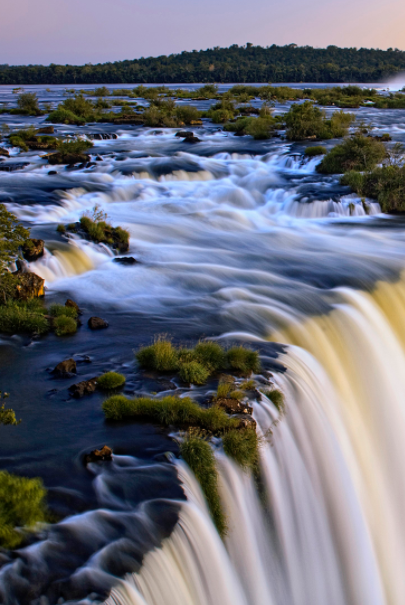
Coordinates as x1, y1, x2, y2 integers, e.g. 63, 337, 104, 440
2, 84, 405, 605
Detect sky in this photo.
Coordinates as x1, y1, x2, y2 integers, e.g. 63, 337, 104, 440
1, 0, 405, 65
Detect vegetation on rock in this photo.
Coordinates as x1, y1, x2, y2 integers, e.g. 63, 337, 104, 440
97, 371, 126, 390
317, 135, 387, 174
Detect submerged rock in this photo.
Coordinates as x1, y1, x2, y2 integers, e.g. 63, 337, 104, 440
65, 298, 82, 315
85, 445, 113, 464
48, 152, 90, 165
0, 147, 9, 157
88, 316, 109, 330
113, 256, 138, 265
69, 378, 97, 398
53, 358, 77, 377
22, 238, 45, 262
36, 126, 55, 135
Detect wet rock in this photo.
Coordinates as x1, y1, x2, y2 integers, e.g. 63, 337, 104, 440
85, 445, 113, 464
215, 398, 252, 414
36, 126, 55, 135
175, 130, 194, 138
88, 316, 109, 330
183, 135, 201, 144
232, 414, 257, 430
22, 238, 45, 262
48, 152, 90, 165
95, 156, 103, 161
53, 358, 77, 377
69, 378, 97, 398
65, 298, 82, 315
48, 170, 57, 175
0, 147, 9, 157
13, 270, 45, 299
113, 256, 138, 265
0, 162, 30, 172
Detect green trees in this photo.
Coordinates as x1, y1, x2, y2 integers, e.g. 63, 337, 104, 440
0, 204, 29, 275
16, 92, 41, 115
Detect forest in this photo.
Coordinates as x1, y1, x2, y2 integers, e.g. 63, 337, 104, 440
1, 44, 405, 84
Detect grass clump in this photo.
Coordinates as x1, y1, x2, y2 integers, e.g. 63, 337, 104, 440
136, 337, 179, 372
305, 145, 327, 156
0, 299, 48, 335
102, 394, 237, 432
193, 341, 227, 372
263, 388, 285, 414
180, 436, 227, 537
77, 205, 129, 252
49, 303, 77, 319
47, 108, 85, 125
179, 361, 210, 385
227, 346, 260, 375
53, 315, 77, 336
317, 135, 387, 174
97, 371, 126, 390
341, 165, 405, 213
222, 428, 259, 471
0, 471, 47, 549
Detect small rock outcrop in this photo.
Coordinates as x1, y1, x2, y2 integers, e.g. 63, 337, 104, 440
113, 257, 138, 265
14, 271, 45, 299
88, 317, 109, 330
0, 147, 9, 157
85, 445, 113, 464
53, 358, 77, 376
36, 126, 55, 135
22, 239, 45, 262
65, 298, 82, 315
69, 378, 97, 398
48, 152, 90, 165
215, 398, 253, 415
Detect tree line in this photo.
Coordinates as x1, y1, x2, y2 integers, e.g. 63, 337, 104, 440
1, 44, 405, 85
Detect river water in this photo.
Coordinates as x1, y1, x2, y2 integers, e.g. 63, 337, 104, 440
1, 84, 405, 605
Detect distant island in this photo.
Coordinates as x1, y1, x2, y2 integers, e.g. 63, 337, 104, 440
1, 44, 405, 85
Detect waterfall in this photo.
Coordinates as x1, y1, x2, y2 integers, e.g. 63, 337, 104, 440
104, 275, 405, 605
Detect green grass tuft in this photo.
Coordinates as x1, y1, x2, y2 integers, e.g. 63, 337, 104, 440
0, 300, 48, 335
227, 346, 260, 375
53, 315, 77, 336
0, 471, 47, 549
180, 436, 227, 537
263, 388, 285, 413
305, 145, 327, 156
97, 371, 126, 390
49, 303, 77, 319
136, 337, 179, 372
193, 341, 227, 372
179, 361, 210, 385
222, 428, 259, 471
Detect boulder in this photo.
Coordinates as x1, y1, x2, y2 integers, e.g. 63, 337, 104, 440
48, 152, 90, 165
175, 130, 194, 138
0, 147, 9, 157
113, 256, 138, 265
53, 358, 77, 376
22, 238, 45, 262
88, 316, 108, 330
69, 378, 97, 398
215, 398, 252, 415
232, 414, 257, 430
85, 445, 113, 464
36, 126, 55, 135
48, 170, 57, 175
14, 271, 45, 299
65, 298, 82, 315
183, 135, 201, 144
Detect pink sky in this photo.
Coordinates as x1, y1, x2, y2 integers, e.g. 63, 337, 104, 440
1, 0, 405, 65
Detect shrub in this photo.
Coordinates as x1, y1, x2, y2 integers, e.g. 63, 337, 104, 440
305, 146, 327, 156
102, 394, 237, 432
94, 86, 110, 97
245, 117, 275, 139
174, 105, 201, 124
0, 204, 30, 275
136, 338, 179, 372
227, 346, 260, 375
53, 315, 77, 336
180, 436, 226, 537
193, 341, 227, 372
56, 224, 66, 233
179, 361, 210, 385
0, 471, 47, 549
0, 300, 48, 335
77, 209, 129, 252
49, 303, 77, 319
285, 102, 354, 141
222, 428, 259, 471
47, 108, 85, 125
97, 371, 126, 390
0, 402, 20, 426
341, 165, 405, 213
317, 135, 387, 174
16, 92, 40, 116
57, 138, 93, 155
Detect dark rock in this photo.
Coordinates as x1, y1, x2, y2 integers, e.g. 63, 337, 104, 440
65, 298, 82, 315
88, 316, 109, 330
96, 156, 103, 161
36, 126, 55, 135
53, 358, 77, 377
69, 378, 97, 398
156, 379, 177, 392
22, 238, 45, 262
0, 147, 9, 157
215, 398, 245, 414
113, 256, 138, 265
13, 270, 45, 299
232, 414, 257, 430
0, 162, 29, 172
48, 170, 57, 175
183, 135, 201, 144
175, 131, 194, 138
85, 445, 113, 464
48, 152, 90, 165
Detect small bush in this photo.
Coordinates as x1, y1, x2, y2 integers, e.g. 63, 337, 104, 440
0, 471, 47, 549
216, 381, 233, 399
47, 108, 85, 125
245, 116, 275, 140
97, 371, 126, 390
227, 346, 260, 375
49, 303, 77, 319
180, 436, 226, 537
179, 361, 210, 385
222, 428, 259, 471
193, 341, 227, 372
317, 135, 387, 174
341, 165, 405, 213
305, 146, 327, 156
0, 300, 48, 335
16, 93, 40, 116
57, 138, 93, 155
53, 315, 77, 336
136, 338, 179, 372
56, 224, 66, 233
